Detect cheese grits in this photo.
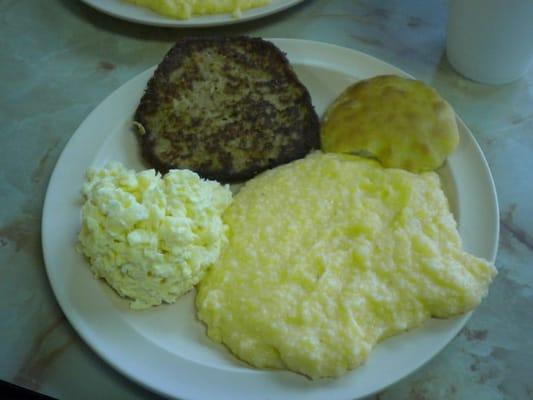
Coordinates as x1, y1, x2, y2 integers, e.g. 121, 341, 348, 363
123, 0, 272, 19
196, 152, 496, 379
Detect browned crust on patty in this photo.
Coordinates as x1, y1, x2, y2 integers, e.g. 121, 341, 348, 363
134, 36, 320, 182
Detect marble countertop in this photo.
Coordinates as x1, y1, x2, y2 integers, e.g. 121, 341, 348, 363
1, 0, 532, 399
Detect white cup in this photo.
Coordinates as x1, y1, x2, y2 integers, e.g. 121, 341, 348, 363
446, 0, 533, 84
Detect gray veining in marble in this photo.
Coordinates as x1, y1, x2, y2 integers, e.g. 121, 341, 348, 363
1, 0, 532, 399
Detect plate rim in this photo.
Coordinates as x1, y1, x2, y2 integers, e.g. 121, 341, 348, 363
78, 0, 305, 28
41, 38, 499, 400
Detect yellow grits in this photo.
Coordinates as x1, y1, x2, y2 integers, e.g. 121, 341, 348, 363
123, 0, 272, 19
196, 152, 496, 379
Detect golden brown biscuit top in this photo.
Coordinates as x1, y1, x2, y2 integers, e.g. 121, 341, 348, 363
321, 75, 459, 172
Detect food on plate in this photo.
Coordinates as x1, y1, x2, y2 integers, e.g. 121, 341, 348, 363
123, 0, 272, 19
134, 36, 320, 182
77, 162, 232, 310
196, 152, 496, 379
320, 75, 459, 172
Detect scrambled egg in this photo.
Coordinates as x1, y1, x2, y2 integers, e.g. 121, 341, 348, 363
196, 152, 496, 379
124, 0, 272, 19
78, 162, 232, 310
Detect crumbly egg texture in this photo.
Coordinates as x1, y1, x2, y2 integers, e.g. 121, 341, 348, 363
196, 152, 496, 379
78, 162, 232, 310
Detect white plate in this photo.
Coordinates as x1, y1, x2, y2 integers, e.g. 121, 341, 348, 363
79, 0, 304, 27
42, 39, 499, 400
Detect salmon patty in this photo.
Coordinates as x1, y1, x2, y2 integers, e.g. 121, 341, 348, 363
134, 37, 320, 182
